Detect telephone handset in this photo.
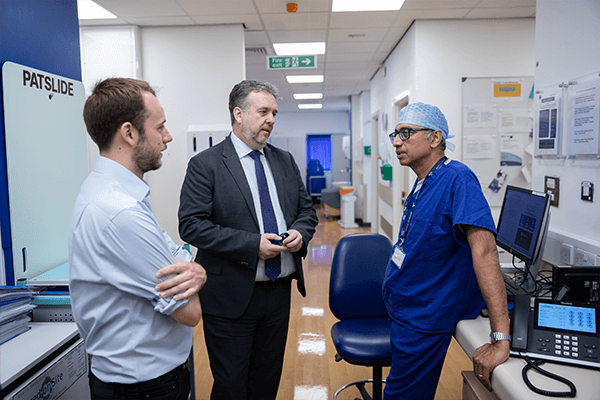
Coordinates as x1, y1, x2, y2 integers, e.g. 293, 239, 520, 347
510, 294, 600, 369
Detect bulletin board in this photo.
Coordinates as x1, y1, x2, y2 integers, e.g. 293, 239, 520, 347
2, 62, 88, 282
461, 77, 535, 207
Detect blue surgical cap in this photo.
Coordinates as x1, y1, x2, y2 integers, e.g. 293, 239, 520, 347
396, 102, 455, 151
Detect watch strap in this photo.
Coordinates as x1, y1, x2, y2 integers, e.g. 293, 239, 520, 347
490, 331, 511, 343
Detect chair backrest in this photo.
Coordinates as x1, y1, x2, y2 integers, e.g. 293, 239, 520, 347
329, 233, 393, 320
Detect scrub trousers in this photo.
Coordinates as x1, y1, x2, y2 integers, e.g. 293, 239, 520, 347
383, 322, 453, 400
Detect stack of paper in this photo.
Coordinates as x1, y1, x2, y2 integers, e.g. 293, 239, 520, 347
0, 286, 36, 344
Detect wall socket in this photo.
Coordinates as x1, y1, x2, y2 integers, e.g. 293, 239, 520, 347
574, 248, 599, 266
560, 243, 574, 265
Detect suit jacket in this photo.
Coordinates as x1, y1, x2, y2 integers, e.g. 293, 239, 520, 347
178, 135, 318, 319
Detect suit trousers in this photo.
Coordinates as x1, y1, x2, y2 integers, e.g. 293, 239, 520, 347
202, 276, 292, 400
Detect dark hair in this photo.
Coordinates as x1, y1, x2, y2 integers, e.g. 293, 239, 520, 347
228, 80, 278, 125
83, 78, 156, 152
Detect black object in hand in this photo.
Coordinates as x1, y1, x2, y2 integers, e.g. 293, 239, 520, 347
271, 232, 289, 246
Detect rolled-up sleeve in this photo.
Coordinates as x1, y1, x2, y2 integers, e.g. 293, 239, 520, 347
101, 207, 189, 315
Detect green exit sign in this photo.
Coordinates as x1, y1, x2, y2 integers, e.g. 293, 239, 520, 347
267, 55, 317, 70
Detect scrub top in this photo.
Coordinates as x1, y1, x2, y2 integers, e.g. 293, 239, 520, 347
383, 160, 496, 333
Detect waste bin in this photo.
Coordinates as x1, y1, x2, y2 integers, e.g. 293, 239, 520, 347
339, 186, 358, 228
321, 188, 340, 217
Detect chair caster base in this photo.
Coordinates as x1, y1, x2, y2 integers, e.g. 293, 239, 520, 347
333, 379, 386, 400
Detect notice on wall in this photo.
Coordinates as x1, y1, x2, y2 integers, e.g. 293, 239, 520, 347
568, 78, 600, 155
464, 135, 496, 159
499, 109, 532, 133
492, 81, 523, 102
500, 134, 524, 166
464, 104, 497, 128
535, 87, 562, 156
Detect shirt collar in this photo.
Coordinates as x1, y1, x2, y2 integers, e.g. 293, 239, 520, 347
230, 132, 264, 159
94, 156, 151, 202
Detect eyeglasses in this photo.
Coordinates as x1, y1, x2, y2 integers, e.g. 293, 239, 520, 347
389, 127, 432, 144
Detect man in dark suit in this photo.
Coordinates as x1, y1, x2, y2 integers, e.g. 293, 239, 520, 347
178, 80, 318, 400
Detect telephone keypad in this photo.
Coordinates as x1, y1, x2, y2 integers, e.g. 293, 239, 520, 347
537, 333, 598, 360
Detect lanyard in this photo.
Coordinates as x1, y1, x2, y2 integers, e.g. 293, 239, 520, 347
397, 157, 448, 248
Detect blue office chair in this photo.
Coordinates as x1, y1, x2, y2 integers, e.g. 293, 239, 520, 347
329, 233, 393, 400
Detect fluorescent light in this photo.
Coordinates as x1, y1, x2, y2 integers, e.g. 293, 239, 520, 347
332, 0, 405, 12
293, 93, 323, 100
78, 0, 117, 19
298, 104, 323, 109
274, 42, 326, 56
287, 75, 324, 83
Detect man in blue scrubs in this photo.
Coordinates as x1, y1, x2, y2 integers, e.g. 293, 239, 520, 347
382, 103, 510, 399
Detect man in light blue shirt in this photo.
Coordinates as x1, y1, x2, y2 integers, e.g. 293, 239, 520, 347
69, 78, 205, 400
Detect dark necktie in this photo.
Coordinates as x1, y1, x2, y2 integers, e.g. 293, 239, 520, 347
249, 151, 281, 281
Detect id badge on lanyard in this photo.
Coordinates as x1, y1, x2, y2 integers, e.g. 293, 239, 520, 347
393, 157, 448, 270
391, 245, 405, 269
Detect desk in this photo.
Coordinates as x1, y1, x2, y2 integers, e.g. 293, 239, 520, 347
455, 316, 600, 400
1, 322, 89, 399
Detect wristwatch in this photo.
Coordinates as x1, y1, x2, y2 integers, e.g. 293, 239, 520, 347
489, 331, 511, 344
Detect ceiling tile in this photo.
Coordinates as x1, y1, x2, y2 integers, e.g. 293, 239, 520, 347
464, 7, 536, 19
329, 11, 398, 29
261, 12, 329, 31
95, 0, 185, 17
402, 0, 480, 10
268, 30, 328, 43
327, 41, 380, 54
479, 0, 536, 6
326, 52, 377, 63
177, 0, 258, 15
123, 16, 196, 26
328, 28, 390, 42
326, 61, 379, 70
254, 0, 332, 14
399, 9, 471, 19
190, 14, 262, 30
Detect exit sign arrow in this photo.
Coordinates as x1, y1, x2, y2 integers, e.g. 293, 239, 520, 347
267, 55, 317, 70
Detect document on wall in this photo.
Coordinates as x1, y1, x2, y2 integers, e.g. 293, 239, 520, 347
535, 87, 562, 156
463, 104, 497, 128
567, 77, 600, 156
500, 134, 524, 166
463, 134, 496, 159
499, 109, 532, 133
492, 81, 523, 102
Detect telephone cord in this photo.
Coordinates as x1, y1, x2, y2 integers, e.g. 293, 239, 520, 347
521, 356, 576, 398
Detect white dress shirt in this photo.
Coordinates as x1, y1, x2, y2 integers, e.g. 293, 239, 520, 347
230, 133, 296, 281
69, 156, 193, 383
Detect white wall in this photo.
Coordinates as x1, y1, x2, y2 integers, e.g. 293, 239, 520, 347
533, 0, 600, 264
372, 18, 536, 162
368, 18, 536, 240
141, 25, 245, 242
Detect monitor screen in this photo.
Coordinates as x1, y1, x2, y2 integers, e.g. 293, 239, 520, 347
496, 185, 551, 265
535, 298, 598, 335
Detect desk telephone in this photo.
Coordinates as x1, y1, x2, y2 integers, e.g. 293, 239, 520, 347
510, 294, 599, 369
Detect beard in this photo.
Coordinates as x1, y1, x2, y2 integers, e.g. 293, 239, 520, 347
242, 126, 271, 150
133, 136, 162, 174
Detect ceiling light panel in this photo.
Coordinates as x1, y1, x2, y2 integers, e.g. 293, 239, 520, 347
78, 0, 117, 19
293, 93, 323, 100
298, 104, 323, 109
286, 75, 324, 83
274, 42, 326, 56
332, 0, 406, 12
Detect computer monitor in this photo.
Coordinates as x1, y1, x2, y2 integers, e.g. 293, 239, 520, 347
496, 185, 551, 293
